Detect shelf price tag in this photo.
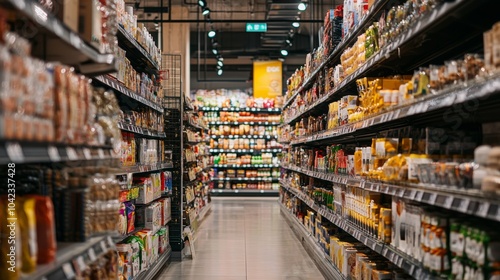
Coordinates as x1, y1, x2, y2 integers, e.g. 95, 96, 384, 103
62, 263, 75, 279
76, 256, 86, 271
6, 142, 24, 162
83, 148, 92, 160
477, 202, 489, 217
459, 199, 470, 212
66, 147, 78, 161
48, 145, 61, 162
98, 149, 105, 159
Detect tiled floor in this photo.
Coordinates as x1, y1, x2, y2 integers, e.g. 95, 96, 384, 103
156, 197, 325, 280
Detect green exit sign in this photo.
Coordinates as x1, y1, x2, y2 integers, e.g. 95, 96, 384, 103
246, 23, 267, 32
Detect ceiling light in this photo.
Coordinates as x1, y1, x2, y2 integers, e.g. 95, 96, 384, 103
212, 49, 218, 55
218, 57, 224, 61
285, 39, 292, 46
281, 49, 288, 56
298, 3, 307, 11
292, 22, 300, 28
198, 0, 206, 7
217, 69, 223, 75
212, 40, 219, 47
208, 30, 216, 38
217, 60, 223, 67
217, 65, 222, 70
202, 7, 210, 16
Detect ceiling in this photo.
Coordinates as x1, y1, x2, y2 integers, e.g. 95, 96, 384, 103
127, 0, 342, 76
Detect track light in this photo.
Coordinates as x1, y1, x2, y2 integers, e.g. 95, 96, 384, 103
298, 2, 306, 11
217, 60, 223, 67
285, 39, 292, 46
217, 69, 223, 75
218, 57, 224, 61
281, 49, 288, 56
292, 22, 300, 28
212, 49, 218, 55
217, 65, 222, 70
202, 7, 210, 15
198, 0, 206, 7
212, 40, 219, 47
208, 30, 216, 38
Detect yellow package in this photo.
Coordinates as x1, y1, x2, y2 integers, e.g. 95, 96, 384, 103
18, 197, 37, 273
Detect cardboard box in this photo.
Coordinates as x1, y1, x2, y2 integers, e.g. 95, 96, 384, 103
78, 0, 103, 52
55, 0, 79, 32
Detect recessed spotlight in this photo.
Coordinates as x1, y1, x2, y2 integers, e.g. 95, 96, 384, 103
202, 7, 210, 16
292, 22, 300, 28
217, 69, 223, 75
298, 2, 306, 11
208, 30, 216, 38
281, 49, 288, 56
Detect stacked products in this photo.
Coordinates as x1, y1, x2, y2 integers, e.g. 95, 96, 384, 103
120, 134, 165, 167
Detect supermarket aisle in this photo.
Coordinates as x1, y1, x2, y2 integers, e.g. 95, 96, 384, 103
157, 197, 325, 280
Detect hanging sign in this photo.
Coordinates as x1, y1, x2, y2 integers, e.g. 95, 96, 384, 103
253, 60, 282, 98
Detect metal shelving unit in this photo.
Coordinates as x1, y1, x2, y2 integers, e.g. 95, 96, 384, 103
280, 181, 438, 279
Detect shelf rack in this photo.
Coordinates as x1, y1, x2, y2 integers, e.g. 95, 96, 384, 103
118, 122, 166, 139
210, 134, 278, 139
284, 0, 498, 126
282, 164, 500, 222
116, 25, 160, 74
212, 177, 279, 182
209, 148, 282, 154
208, 121, 281, 126
282, 0, 390, 109
200, 107, 281, 113
210, 188, 279, 196
2, 0, 116, 75
134, 246, 172, 280
0, 142, 116, 164
114, 162, 174, 175
94, 75, 164, 113
279, 203, 347, 280
280, 180, 439, 279
27, 236, 115, 280
213, 164, 280, 168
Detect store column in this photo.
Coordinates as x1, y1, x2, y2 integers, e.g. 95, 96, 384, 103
162, 5, 190, 96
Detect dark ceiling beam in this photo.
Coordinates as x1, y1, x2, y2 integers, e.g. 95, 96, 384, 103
138, 19, 322, 23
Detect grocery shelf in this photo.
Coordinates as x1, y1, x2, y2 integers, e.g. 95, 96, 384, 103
94, 75, 164, 113
185, 120, 209, 131
134, 246, 172, 280
114, 162, 174, 175
282, 0, 389, 109
118, 122, 166, 139
2, 0, 116, 75
135, 195, 167, 207
282, 164, 500, 222
212, 177, 279, 182
290, 73, 500, 145
280, 181, 438, 280
117, 25, 160, 74
26, 236, 115, 280
200, 107, 281, 113
197, 203, 212, 222
209, 148, 282, 153
210, 134, 278, 139
208, 121, 281, 126
285, 0, 495, 125
279, 203, 347, 280
213, 164, 280, 168
0, 142, 116, 164
111, 227, 145, 243
210, 189, 279, 196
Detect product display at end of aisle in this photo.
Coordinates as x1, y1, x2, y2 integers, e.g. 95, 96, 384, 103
192, 88, 283, 110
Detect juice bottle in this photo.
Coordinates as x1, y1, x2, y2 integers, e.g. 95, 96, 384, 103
354, 147, 363, 175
